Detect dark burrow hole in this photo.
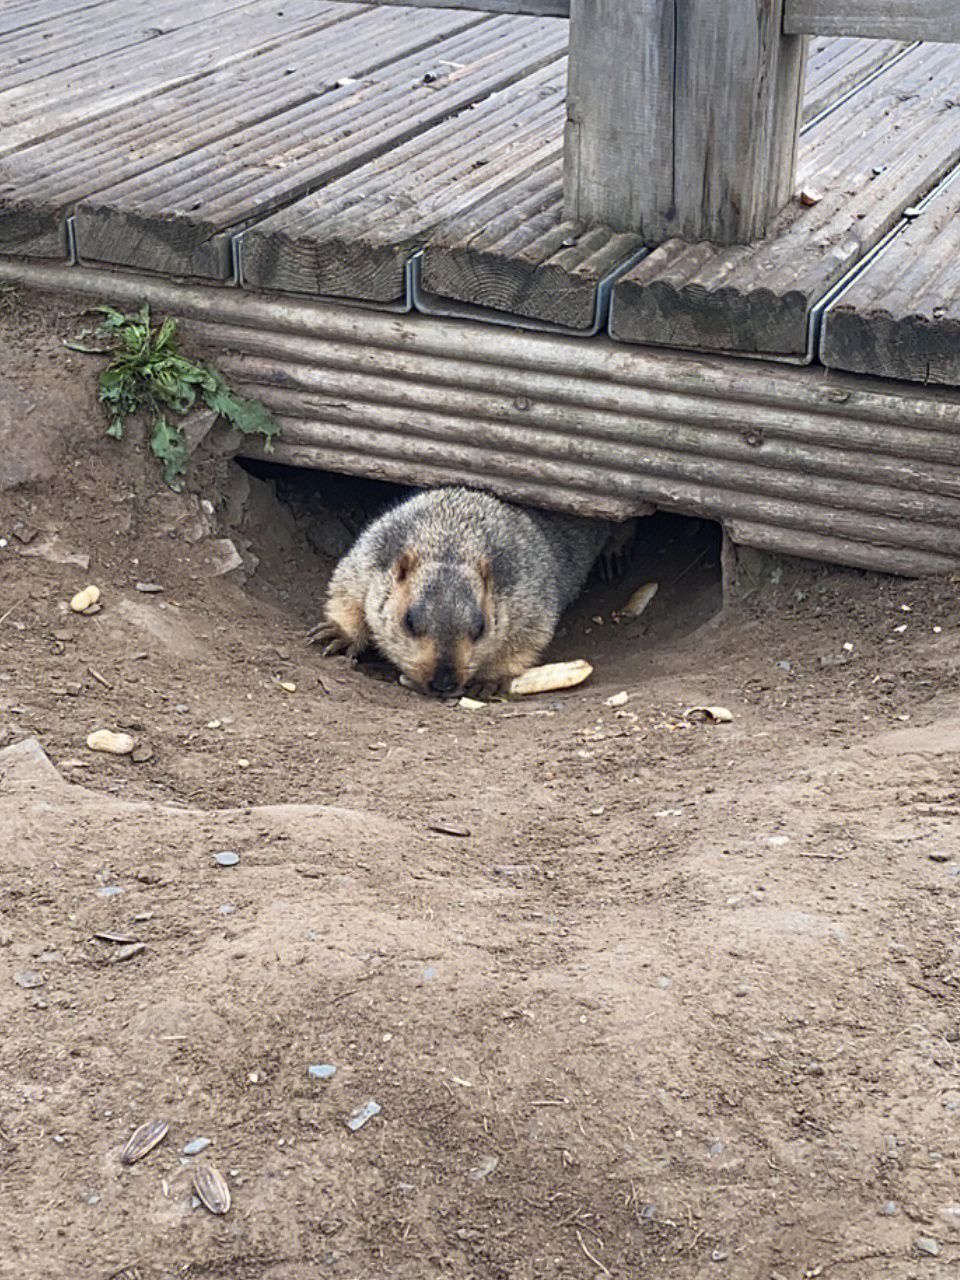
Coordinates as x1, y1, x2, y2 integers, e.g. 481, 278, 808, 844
239, 459, 724, 679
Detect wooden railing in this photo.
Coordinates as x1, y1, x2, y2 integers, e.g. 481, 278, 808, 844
358, 1, 960, 243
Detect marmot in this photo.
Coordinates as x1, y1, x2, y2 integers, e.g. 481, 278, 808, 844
308, 486, 618, 696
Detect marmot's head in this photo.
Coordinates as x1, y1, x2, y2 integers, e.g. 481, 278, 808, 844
369, 551, 503, 695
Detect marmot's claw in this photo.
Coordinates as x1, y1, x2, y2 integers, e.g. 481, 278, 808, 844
465, 677, 509, 700
307, 621, 353, 655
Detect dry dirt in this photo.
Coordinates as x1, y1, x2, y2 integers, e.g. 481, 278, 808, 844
1, 289, 960, 1280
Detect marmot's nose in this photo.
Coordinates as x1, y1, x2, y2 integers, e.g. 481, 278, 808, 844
429, 663, 460, 695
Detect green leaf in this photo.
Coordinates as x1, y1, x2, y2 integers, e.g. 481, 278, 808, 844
106, 418, 124, 439
149, 415, 187, 489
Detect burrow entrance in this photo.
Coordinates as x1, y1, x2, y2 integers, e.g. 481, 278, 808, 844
237, 459, 725, 688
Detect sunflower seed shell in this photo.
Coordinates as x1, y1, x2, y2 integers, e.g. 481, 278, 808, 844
193, 1160, 230, 1214
120, 1118, 169, 1165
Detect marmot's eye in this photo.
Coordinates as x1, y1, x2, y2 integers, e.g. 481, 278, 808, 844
470, 616, 486, 642
404, 609, 422, 637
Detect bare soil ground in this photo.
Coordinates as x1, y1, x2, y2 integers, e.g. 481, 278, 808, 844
2, 289, 960, 1280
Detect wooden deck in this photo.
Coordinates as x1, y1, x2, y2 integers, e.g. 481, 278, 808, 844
2, 2, 959, 367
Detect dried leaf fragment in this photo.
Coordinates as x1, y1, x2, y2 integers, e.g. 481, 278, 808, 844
508, 660, 593, 697
119, 1118, 168, 1165
683, 705, 733, 723
192, 1160, 231, 1214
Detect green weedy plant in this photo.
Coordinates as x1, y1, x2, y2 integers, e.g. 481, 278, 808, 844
66, 302, 278, 489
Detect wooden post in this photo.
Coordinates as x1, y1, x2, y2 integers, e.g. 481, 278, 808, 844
563, 0, 807, 245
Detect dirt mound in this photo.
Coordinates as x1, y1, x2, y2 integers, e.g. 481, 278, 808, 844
2, 288, 960, 1279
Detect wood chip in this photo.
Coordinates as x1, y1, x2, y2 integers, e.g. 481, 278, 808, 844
192, 1160, 230, 1214
111, 942, 146, 962
621, 581, 659, 617
119, 1118, 168, 1165
508, 660, 593, 697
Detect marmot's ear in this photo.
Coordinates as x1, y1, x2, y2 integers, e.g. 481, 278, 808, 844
395, 550, 418, 583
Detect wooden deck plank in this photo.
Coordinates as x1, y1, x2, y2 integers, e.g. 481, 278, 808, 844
0, 0, 368, 154
0, 6, 482, 259
609, 42, 960, 358
0, 0, 108, 37
801, 35, 907, 122
70, 15, 568, 279
240, 62, 571, 305
820, 171, 960, 386
0, 0, 258, 86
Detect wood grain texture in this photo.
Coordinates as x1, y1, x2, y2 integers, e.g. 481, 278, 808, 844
801, 35, 906, 123
609, 42, 960, 357
0, 0, 255, 87
0, 0, 367, 154
0, 6, 479, 259
241, 62, 569, 304
785, 0, 960, 42
820, 175, 960, 386
71, 16, 568, 277
563, 0, 806, 244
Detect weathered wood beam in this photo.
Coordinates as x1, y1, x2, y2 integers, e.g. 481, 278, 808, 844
356, 0, 960, 44
784, 0, 960, 42
562, 0, 806, 245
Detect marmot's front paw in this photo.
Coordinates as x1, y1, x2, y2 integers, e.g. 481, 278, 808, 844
306, 620, 363, 660
464, 675, 510, 700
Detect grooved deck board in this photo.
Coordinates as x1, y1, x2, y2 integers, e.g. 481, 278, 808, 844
0, 0, 369, 155
240, 62, 586, 308
0, 6, 481, 259
801, 35, 907, 122
609, 42, 960, 358
70, 15, 569, 279
0, 0, 106, 38
820, 171, 960, 386
0, 0, 258, 87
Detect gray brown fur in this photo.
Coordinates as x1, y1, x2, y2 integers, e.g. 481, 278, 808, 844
309, 487, 615, 696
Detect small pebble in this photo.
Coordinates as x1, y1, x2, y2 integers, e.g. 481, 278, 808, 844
470, 1156, 499, 1181
928, 851, 950, 862
14, 970, 45, 989
711, 1249, 729, 1262
183, 1138, 212, 1156
213, 851, 240, 867
605, 691, 629, 708
279, 681, 296, 693
134, 582, 163, 593
916, 1236, 941, 1256
308, 1064, 337, 1080
217, 903, 237, 916
346, 1100, 381, 1131
237, 759, 250, 769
